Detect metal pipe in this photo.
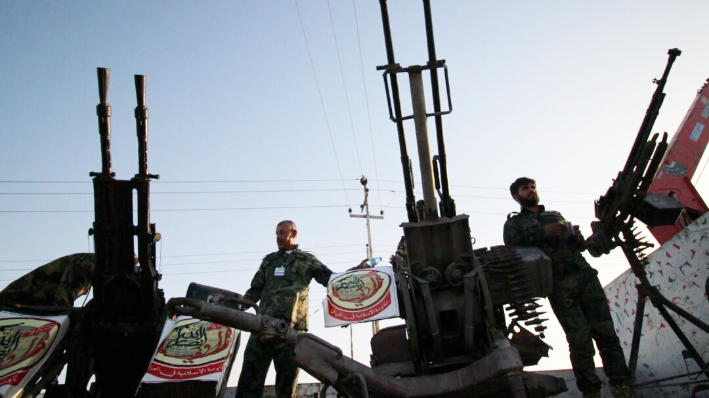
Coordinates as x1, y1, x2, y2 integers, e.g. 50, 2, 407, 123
408, 68, 438, 220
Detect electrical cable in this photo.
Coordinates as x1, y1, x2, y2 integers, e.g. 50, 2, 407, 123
694, 153, 709, 186
0, 188, 362, 195
0, 179, 357, 184
0, 204, 350, 214
0, 244, 372, 264
352, 0, 383, 209
326, 0, 363, 175
294, 0, 351, 207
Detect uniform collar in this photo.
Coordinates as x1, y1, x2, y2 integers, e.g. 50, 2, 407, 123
279, 245, 299, 254
520, 204, 545, 215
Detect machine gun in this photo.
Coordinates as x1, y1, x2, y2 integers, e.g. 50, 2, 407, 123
587, 48, 683, 257
588, 49, 709, 387
81, 68, 165, 397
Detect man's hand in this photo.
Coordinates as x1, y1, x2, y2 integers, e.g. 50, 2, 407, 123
586, 221, 614, 257
544, 222, 565, 237
357, 259, 371, 269
572, 225, 585, 242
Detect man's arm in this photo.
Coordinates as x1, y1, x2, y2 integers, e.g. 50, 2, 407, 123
305, 255, 333, 288
503, 218, 548, 246
243, 260, 267, 303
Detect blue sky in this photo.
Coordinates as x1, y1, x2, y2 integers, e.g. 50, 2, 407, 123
2, 0, 708, 386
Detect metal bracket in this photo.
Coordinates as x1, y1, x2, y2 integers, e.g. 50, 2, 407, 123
378, 60, 452, 123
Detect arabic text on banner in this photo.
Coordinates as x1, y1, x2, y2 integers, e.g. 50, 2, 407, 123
323, 266, 399, 327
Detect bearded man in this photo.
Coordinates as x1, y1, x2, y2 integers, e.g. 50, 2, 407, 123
503, 177, 631, 398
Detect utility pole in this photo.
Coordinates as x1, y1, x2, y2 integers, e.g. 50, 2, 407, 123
349, 175, 384, 334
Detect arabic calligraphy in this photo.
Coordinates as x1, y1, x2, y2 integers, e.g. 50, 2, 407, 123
328, 269, 391, 311
146, 361, 225, 380
164, 322, 208, 350
148, 318, 235, 378
0, 323, 23, 359
0, 317, 60, 386
327, 291, 393, 321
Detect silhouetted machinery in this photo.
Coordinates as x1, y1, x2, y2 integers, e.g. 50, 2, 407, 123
170, 1, 566, 397
85, 69, 166, 398
1, 2, 566, 397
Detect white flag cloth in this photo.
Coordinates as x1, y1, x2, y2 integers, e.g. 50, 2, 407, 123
140, 316, 239, 385
323, 266, 399, 327
0, 311, 70, 398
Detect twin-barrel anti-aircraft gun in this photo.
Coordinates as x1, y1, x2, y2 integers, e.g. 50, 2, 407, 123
1, 1, 700, 397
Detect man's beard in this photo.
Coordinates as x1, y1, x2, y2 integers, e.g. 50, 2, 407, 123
519, 195, 539, 207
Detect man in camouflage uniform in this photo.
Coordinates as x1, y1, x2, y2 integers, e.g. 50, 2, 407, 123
0, 253, 95, 308
235, 221, 339, 398
503, 178, 631, 398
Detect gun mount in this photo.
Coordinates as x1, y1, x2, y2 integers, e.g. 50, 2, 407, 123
169, 1, 565, 397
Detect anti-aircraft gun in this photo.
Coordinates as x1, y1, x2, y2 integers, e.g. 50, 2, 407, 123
587, 49, 709, 386
0, 70, 167, 398
168, 1, 567, 397
82, 69, 166, 397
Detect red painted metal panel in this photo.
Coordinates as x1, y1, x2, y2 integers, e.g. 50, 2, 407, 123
649, 80, 709, 244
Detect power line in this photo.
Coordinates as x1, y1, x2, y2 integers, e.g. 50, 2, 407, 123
0, 244, 395, 264
0, 179, 361, 184
369, 190, 591, 204
161, 243, 368, 258
294, 0, 351, 207
159, 259, 365, 278
695, 152, 709, 186
326, 0, 363, 175
0, 188, 361, 195
0, 254, 369, 273
0, 204, 350, 214
0, 179, 602, 196
149, 250, 366, 267
0, 185, 593, 205
369, 180, 600, 195
352, 0, 383, 209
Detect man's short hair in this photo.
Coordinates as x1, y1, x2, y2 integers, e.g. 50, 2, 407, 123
277, 220, 297, 231
510, 177, 535, 197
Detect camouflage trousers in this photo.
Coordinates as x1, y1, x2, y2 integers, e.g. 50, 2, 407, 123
548, 267, 630, 393
235, 334, 300, 398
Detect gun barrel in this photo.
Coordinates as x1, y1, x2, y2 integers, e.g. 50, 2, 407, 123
96, 67, 113, 177
379, 0, 418, 222
134, 75, 149, 178
622, 48, 681, 174
423, 0, 454, 217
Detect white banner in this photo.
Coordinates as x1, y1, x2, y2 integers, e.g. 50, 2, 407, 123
323, 266, 399, 327
0, 311, 70, 398
140, 316, 239, 386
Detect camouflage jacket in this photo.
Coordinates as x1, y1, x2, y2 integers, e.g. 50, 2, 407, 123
503, 205, 589, 279
0, 253, 95, 307
243, 248, 332, 331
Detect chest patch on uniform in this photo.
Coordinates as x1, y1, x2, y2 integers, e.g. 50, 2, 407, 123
274, 267, 285, 277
